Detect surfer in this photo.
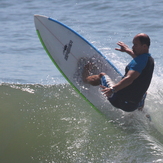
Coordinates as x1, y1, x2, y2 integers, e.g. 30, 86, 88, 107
83, 33, 154, 112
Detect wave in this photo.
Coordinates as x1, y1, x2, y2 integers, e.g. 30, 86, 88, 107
0, 83, 163, 162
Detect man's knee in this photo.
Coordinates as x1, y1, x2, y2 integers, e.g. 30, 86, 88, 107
86, 75, 101, 86
99, 72, 106, 78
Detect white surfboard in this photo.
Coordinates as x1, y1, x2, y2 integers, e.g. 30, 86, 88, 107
34, 15, 122, 113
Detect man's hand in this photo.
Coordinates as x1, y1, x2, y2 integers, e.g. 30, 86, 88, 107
115, 41, 130, 52
115, 41, 136, 58
100, 85, 113, 97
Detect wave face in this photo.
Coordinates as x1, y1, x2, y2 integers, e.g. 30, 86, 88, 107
1, 83, 163, 163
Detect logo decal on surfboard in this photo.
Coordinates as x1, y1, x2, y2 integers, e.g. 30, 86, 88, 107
63, 40, 73, 60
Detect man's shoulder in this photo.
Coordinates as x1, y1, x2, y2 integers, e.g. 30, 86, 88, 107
136, 53, 150, 59
134, 53, 152, 64
129, 53, 150, 73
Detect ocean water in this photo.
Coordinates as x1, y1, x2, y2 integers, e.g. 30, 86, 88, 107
1, 0, 163, 162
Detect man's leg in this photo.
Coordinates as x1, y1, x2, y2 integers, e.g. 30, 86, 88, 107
137, 92, 147, 111
82, 62, 115, 87
82, 63, 106, 86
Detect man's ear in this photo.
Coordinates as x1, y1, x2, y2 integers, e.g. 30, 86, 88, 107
143, 44, 148, 49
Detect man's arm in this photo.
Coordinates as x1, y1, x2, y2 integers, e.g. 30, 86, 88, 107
112, 70, 140, 92
101, 70, 140, 97
115, 41, 136, 58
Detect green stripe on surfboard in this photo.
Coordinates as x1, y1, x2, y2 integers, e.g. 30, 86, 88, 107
36, 29, 102, 115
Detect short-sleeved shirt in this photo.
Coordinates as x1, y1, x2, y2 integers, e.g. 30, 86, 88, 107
128, 53, 151, 73
116, 53, 154, 102
109, 53, 154, 111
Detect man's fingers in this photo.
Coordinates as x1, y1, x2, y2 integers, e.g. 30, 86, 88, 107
100, 85, 106, 89
115, 48, 121, 51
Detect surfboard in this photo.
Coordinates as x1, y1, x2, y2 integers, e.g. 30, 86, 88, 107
34, 15, 122, 113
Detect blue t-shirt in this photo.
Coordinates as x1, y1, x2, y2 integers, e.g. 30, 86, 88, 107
127, 53, 151, 74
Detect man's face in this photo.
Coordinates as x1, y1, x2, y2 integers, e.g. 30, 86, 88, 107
132, 37, 144, 56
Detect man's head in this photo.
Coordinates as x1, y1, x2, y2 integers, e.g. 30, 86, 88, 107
132, 33, 150, 56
